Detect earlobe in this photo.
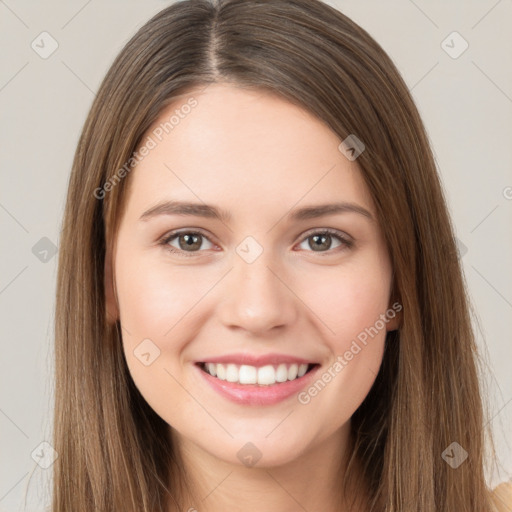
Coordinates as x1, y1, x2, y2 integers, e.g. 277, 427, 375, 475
386, 312, 401, 332
385, 299, 402, 332
104, 243, 119, 324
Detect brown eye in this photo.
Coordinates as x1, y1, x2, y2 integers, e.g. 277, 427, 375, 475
308, 233, 335, 251
176, 233, 203, 251
162, 231, 215, 255
297, 229, 353, 254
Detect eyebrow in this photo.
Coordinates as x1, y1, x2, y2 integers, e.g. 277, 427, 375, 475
139, 200, 374, 223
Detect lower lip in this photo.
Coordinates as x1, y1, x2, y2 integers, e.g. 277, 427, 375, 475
195, 363, 320, 406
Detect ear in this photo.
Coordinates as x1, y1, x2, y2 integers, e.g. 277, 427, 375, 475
385, 305, 401, 332
104, 241, 119, 324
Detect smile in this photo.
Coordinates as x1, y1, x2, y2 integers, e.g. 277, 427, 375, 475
199, 362, 315, 385
195, 360, 321, 406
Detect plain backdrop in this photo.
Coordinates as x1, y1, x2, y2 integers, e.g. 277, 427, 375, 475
1, 1, 511, 510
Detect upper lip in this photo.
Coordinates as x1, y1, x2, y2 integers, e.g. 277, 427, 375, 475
197, 353, 318, 367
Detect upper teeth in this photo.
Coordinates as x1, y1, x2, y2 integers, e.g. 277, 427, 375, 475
204, 363, 310, 385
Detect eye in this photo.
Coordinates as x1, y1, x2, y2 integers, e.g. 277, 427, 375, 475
158, 228, 353, 258
160, 230, 215, 257
296, 229, 353, 254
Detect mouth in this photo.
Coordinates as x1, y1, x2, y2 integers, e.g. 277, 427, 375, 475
196, 362, 319, 386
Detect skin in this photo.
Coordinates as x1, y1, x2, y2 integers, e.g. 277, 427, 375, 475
105, 83, 399, 512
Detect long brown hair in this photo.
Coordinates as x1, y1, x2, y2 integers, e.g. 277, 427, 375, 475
52, 0, 504, 510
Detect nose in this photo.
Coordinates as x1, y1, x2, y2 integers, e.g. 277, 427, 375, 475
217, 251, 299, 335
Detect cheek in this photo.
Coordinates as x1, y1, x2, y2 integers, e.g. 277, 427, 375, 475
304, 256, 392, 349
294, 257, 392, 421
115, 249, 211, 344
114, 249, 209, 420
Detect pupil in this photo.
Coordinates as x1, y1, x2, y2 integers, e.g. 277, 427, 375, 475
181, 234, 200, 250
311, 234, 330, 251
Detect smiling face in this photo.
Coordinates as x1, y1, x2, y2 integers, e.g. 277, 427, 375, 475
105, 82, 398, 468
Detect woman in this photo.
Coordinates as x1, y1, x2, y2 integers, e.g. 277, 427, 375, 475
52, 0, 511, 510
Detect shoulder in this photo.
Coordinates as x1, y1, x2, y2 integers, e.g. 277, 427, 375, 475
490, 480, 512, 512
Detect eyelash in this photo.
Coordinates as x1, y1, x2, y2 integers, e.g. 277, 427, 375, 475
158, 228, 354, 258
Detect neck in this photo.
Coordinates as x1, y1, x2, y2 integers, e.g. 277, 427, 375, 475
167, 424, 369, 512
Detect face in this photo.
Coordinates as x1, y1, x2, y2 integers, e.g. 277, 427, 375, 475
105, 83, 399, 468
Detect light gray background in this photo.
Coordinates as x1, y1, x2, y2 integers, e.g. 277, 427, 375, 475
1, 1, 511, 510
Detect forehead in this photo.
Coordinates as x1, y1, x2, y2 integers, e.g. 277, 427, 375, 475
122, 83, 374, 222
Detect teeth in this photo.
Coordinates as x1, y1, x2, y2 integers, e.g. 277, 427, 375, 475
206, 363, 217, 377
275, 364, 288, 382
202, 362, 312, 385
297, 363, 308, 377
239, 365, 257, 384
216, 364, 226, 380
226, 364, 239, 382
257, 365, 275, 385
